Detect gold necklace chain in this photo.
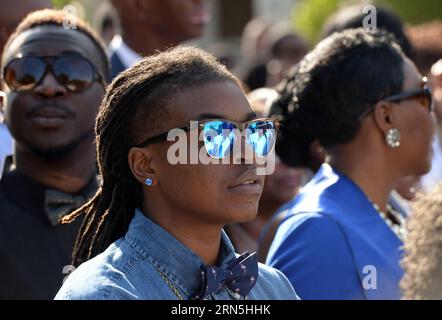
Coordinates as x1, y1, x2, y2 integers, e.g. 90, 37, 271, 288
371, 202, 407, 242
157, 269, 184, 300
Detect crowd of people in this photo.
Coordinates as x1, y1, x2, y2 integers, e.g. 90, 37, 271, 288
0, 0, 441, 300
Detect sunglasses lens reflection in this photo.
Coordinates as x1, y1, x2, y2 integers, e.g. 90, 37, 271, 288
4, 58, 46, 91
202, 120, 277, 159
4, 56, 97, 92
246, 121, 277, 157
203, 121, 236, 159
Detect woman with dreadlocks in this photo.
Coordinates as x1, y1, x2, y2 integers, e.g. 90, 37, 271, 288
55, 46, 298, 300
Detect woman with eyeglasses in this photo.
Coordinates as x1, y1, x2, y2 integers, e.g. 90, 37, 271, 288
55, 46, 298, 300
266, 28, 435, 300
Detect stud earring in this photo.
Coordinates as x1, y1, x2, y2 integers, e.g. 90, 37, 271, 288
145, 178, 153, 186
385, 128, 401, 148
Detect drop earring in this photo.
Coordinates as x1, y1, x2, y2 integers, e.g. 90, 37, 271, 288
385, 128, 401, 148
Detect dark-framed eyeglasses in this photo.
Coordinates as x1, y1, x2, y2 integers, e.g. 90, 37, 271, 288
135, 118, 280, 159
2, 54, 106, 93
358, 77, 434, 120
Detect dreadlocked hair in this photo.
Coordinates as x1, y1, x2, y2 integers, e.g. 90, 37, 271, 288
62, 46, 240, 266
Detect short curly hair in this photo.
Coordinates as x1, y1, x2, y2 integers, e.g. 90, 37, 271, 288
401, 184, 442, 300
1, 9, 110, 79
270, 28, 406, 167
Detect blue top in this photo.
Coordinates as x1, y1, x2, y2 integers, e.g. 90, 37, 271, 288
266, 164, 404, 300
55, 209, 299, 300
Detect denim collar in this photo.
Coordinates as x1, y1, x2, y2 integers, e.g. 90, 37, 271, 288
125, 209, 238, 297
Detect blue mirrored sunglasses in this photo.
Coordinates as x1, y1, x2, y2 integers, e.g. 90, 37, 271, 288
135, 118, 280, 159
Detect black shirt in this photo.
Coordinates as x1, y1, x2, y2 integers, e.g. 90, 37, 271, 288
0, 157, 97, 299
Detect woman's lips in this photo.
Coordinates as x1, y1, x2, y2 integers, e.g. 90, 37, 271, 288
228, 169, 264, 195
228, 181, 262, 195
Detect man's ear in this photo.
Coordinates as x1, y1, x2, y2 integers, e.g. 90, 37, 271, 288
372, 100, 396, 134
128, 146, 159, 187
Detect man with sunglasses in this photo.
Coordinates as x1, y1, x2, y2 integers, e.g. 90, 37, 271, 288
0, 9, 109, 299
0, 0, 52, 173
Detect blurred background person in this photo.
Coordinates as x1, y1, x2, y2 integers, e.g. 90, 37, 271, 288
94, 1, 119, 46
0, 0, 52, 173
401, 183, 442, 299
240, 16, 273, 65
321, 3, 413, 58
204, 40, 240, 71
241, 22, 309, 91
265, 23, 309, 88
267, 28, 434, 299
239, 17, 273, 91
433, 59, 442, 116
109, 0, 210, 79
224, 87, 306, 261
407, 22, 442, 193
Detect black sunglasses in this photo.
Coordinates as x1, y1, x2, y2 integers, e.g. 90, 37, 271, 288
2, 55, 106, 93
359, 77, 434, 120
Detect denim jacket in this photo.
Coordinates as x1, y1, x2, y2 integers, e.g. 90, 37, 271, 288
55, 209, 298, 300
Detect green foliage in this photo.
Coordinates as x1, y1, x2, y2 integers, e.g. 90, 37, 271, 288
52, 0, 71, 9
292, 0, 442, 44
292, 0, 344, 43
382, 0, 442, 24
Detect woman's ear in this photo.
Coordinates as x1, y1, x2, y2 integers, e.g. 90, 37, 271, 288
128, 146, 159, 187
372, 100, 396, 134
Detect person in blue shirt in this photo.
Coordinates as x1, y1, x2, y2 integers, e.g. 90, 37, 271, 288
55, 46, 298, 300
266, 28, 435, 300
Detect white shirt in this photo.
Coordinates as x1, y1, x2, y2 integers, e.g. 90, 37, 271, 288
109, 35, 142, 69
0, 122, 13, 173
420, 134, 442, 192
